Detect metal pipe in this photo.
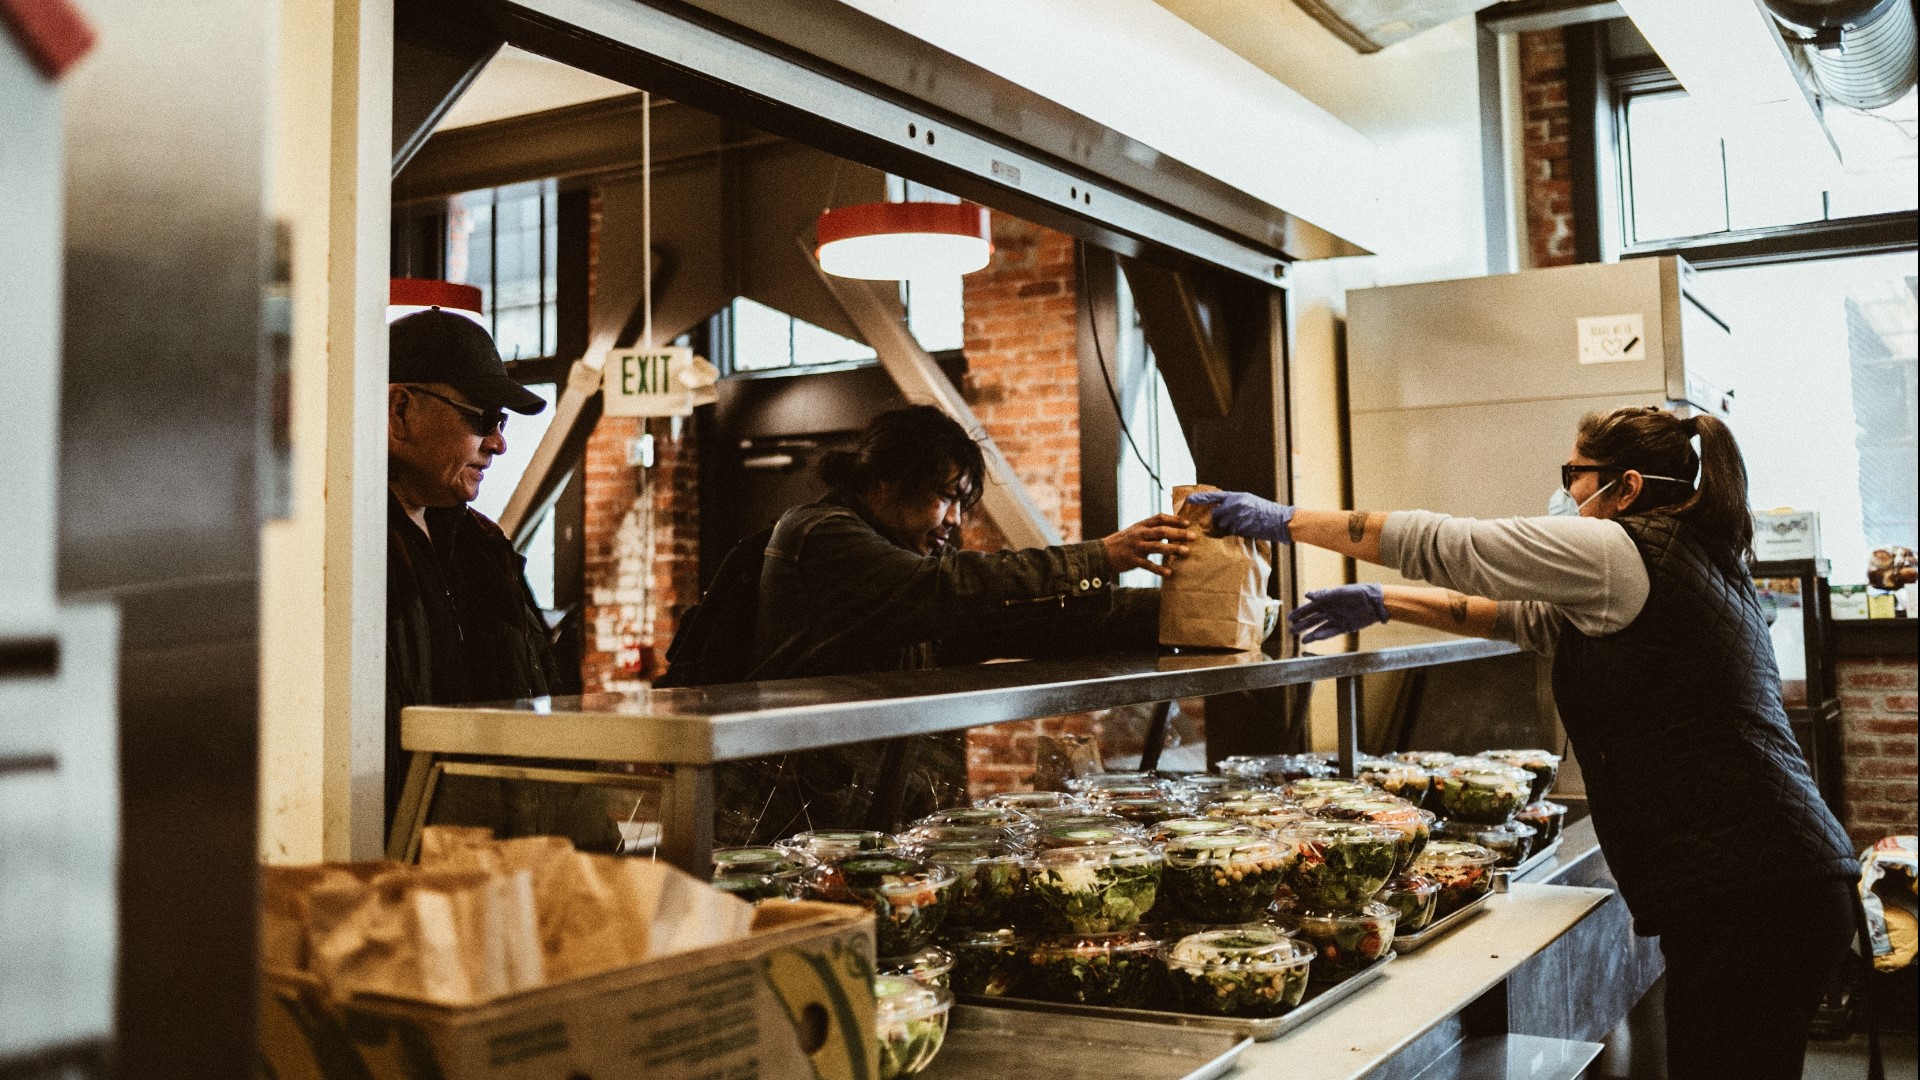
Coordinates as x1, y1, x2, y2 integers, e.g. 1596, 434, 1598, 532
1335, 675, 1363, 778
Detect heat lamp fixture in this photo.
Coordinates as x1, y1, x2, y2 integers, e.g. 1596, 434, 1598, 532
815, 201, 993, 280
388, 278, 486, 324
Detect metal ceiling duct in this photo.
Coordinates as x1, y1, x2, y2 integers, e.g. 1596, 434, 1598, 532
1291, 0, 1500, 53
1765, 0, 1918, 111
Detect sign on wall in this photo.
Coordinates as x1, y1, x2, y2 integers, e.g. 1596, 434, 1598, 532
1576, 313, 1647, 364
603, 346, 695, 417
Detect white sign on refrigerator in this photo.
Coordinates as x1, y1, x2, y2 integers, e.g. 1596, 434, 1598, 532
1576, 313, 1647, 364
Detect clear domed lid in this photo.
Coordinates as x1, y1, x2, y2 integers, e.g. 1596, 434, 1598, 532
1163, 926, 1314, 971
873, 973, 952, 1026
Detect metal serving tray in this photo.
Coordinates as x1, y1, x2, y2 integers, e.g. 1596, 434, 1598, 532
920, 1004, 1252, 1080
1391, 891, 1493, 953
960, 952, 1394, 1042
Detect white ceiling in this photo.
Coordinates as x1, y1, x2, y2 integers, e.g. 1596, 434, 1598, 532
439, 45, 636, 130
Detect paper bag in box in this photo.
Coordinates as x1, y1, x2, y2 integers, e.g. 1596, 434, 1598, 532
259, 900, 877, 1080
1158, 484, 1279, 650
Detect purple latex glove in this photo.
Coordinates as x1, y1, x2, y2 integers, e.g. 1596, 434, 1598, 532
1182, 491, 1295, 544
1288, 584, 1389, 643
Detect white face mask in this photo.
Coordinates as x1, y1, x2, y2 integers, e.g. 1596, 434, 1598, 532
1549, 479, 1615, 517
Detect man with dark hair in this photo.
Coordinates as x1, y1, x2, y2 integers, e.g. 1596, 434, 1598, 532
383, 309, 600, 842
717, 404, 1193, 843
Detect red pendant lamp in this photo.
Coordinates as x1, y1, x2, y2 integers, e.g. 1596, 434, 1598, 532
815, 201, 993, 280
388, 278, 486, 324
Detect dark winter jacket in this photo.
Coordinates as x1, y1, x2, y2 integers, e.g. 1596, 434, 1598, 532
1552, 514, 1856, 936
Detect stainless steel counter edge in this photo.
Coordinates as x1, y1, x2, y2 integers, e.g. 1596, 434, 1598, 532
400, 638, 1520, 764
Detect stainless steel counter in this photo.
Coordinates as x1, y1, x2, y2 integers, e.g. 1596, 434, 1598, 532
391, 638, 1519, 871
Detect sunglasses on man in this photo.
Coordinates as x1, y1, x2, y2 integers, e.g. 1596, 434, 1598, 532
410, 386, 508, 437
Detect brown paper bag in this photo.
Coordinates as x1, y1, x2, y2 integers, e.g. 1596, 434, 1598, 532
302, 867, 542, 1005
260, 862, 399, 975
1158, 484, 1280, 650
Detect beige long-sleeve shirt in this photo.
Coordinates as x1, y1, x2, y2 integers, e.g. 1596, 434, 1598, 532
1377, 510, 1651, 656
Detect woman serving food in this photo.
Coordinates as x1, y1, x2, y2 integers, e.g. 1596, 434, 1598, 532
1188, 405, 1859, 1080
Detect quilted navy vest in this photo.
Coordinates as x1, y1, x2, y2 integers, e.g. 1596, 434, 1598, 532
1551, 514, 1856, 936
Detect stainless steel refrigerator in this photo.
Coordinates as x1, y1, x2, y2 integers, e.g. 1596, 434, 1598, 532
1342, 256, 1733, 770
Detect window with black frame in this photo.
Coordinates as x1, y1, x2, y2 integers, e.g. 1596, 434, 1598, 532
1608, 64, 1916, 254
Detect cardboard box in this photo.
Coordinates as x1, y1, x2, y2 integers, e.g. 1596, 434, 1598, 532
1752, 510, 1822, 562
260, 900, 877, 1080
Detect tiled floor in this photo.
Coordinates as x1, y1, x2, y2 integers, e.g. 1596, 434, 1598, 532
1803, 1032, 1919, 1079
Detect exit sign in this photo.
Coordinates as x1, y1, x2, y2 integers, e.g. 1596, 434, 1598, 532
603, 346, 694, 417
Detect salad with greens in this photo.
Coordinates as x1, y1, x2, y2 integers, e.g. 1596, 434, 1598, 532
1476, 749, 1562, 804
1373, 873, 1440, 933
1285, 902, 1397, 984
1161, 834, 1293, 925
710, 871, 796, 902
1099, 796, 1188, 826
908, 838, 1028, 930
1284, 779, 1377, 809
981, 790, 1083, 815
1032, 823, 1145, 850
914, 806, 1026, 832
1412, 841, 1498, 917
1218, 754, 1336, 784
1162, 927, 1315, 1018
1431, 763, 1532, 825
710, 847, 808, 901
945, 928, 1026, 997
805, 854, 956, 958
1452, 821, 1536, 868
1315, 795, 1434, 875
873, 974, 952, 1079
1026, 842, 1163, 933
1020, 931, 1164, 1007
1149, 817, 1249, 844
1355, 758, 1432, 802
1277, 821, 1400, 912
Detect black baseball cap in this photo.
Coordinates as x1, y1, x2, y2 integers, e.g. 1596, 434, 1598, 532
388, 308, 547, 415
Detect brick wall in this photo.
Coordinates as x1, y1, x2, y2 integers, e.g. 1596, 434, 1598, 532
580, 416, 700, 692
1838, 655, 1919, 851
1518, 28, 1576, 268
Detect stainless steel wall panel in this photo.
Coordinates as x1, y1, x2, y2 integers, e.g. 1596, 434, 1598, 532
57, 0, 272, 1075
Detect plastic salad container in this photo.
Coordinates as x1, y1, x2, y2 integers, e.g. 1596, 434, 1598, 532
1412, 841, 1499, 917
1276, 820, 1401, 911
1100, 795, 1189, 826
914, 806, 1027, 832
874, 973, 953, 1079
1172, 774, 1240, 801
1431, 762, 1533, 825
1373, 873, 1441, 933
1515, 800, 1568, 846
1031, 822, 1145, 850
945, 928, 1026, 997
1283, 779, 1377, 809
1162, 927, 1315, 1018
1019, 930, 1164, 1007
900, 822, 1012, 848
1391, 750, 1460, 771
980, 790, 1083, 816
907, 838, 1028, 930
1149, 817, 1250, 843
1161, 834, 1294, 925
710, 871, 794, 901
1284, 902, 1398, 983
1355, 757, 1432, 802
1025, 842, 1163, 933
1068, 772, 1166, 795
1218, 754, 1337, 784
881, 945, 956, 991
777, 830, 895, 860
1453, 820, 1537, 868
1477, 749, 1562, 804
1201, 794, 1297, 822
1314, 796, 1435, 875
805, 854, 957, 958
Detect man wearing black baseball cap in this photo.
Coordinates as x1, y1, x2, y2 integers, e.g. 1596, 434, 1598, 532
384, 309, 603, 846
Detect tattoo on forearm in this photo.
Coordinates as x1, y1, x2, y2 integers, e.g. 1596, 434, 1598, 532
1347, 512, 1369, 544
1446, 591, 1470, 625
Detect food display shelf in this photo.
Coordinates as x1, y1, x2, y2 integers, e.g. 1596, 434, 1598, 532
959, 953, 1394, 1042
392, 638, 1519, 871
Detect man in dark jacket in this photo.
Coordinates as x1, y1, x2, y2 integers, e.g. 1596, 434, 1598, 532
716, 405, 1193, 844
383, 310, 605, 846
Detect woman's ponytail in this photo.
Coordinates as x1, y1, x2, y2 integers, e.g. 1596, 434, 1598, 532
1576, 405, 1754, 560
1677, 413, 1753, 558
